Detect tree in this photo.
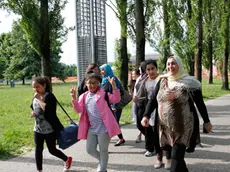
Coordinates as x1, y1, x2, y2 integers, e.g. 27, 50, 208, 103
161, 0, 171, 68
1, 0, 68, 83
0, 33, 8, 79
0, 32, 13, 82
135, 0, 145, 66
221, 0, 230, 90
195, 0, 203, 82
106, 0, 129, 89
3, 21, 40, 83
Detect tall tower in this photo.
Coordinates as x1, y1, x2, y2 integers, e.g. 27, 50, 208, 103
75, 0, 107, 83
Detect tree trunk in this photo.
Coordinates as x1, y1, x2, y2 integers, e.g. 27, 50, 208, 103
187, 0, 195, 76
222, 0, 229, 90
162, 0, 171, 68
195, 0, 203, 82
207, 0, 213, 84
119, 0, 128, 90
135, 0, 145, 67
40, 0, 51, 79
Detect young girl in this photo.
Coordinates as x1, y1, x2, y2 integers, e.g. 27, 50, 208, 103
30, 76, 72, 172
70, 73, 121, 172
134, 60, 161, 158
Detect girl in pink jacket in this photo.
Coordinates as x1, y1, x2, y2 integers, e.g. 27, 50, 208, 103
70, 73, 121, 172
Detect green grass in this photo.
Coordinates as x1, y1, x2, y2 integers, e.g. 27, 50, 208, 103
0, 78, 229, 159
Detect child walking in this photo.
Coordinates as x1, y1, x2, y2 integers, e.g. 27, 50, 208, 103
30, 76, 72, 172
70, 73, 121, 172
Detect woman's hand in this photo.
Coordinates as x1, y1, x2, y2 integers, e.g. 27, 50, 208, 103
108, 76, 117, 90
141, 116, 149, 127
70, 86, 77, 100
203, 122, 213, 133
112, 107, 117, 112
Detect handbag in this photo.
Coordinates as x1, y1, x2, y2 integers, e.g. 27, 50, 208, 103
116, 85, 133, 109
56, 100, 79, 150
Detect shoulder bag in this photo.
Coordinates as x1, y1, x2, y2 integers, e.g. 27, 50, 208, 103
56, 100, 79, 150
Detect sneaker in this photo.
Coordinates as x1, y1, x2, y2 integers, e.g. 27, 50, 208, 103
144, 151, 155, 157
165, 159, 171, 170
135, 135, 142, 143
154, 160, 163, 169
63, 156, 72, 172
114, 139, 125, 146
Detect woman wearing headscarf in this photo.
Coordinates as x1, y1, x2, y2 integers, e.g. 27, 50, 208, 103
100, 64, 125, 146
141, 56, 212, 172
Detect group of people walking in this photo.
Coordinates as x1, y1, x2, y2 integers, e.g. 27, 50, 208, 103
29, 55, 212, 172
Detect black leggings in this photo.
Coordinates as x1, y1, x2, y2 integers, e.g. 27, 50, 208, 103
34, 132, 68, 170
136, 105, 161, 152
171, 144, 188, 172
114, 109, 124, 139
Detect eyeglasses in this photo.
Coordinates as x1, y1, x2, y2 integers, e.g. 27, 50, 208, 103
86, 82, 99, 86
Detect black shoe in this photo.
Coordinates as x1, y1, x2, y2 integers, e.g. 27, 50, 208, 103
114, 139, 125, 146
186, 147, 195, 153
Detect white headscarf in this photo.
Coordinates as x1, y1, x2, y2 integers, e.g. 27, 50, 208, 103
160, 56, 201, 89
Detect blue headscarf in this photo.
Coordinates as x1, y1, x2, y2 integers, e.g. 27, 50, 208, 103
100, 64, 120, 89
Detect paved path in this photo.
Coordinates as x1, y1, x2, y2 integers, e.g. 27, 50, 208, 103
1, 95, 230, 172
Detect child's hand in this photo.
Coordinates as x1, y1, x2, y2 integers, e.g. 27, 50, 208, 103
133, 96, 138, 103
70, 86, 77, 100
34, 92, 40, 100
30, 112, 36, 118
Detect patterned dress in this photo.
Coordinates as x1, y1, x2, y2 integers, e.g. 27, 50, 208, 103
157, 79, 194, 147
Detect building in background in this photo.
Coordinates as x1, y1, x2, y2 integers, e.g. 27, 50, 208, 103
75, 0, 107, 83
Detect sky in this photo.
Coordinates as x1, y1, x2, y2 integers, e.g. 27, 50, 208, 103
0, 1, 154, 65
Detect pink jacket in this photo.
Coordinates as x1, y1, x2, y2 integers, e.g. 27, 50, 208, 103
72, 89, 121, 140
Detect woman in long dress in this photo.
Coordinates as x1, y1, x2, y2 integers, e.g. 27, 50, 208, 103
141, 56, 212, 172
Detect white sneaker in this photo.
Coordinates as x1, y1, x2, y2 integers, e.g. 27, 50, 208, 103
135, 135, 142, 143
154, 160, 162, 169
165, 159, 171, 170
144, 151, 155, 157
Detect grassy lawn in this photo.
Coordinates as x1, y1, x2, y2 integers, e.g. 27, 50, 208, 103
0, 78, 229, 159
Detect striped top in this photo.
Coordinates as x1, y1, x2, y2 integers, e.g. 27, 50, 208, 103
85, 93, 107, 133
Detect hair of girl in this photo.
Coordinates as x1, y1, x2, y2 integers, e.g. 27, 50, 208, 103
32, 76, 51, 93
85, 73, 102, 83
135, 68, 140, 75
145, 59, 158, 69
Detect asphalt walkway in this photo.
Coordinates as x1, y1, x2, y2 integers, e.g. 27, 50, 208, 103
1, 94, 230, 172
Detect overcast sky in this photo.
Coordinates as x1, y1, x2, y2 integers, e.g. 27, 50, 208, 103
0, 1, 154, 65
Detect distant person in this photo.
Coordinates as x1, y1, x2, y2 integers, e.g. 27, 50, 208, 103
141, 56, 212, 171
10, 80, 15, 88
128, 69, 140, 95
30, 76, 72, 172
130, 69, 140, 122
70, 73, 121, 172
100, 64, 126, 146
78, 63, 100, 97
